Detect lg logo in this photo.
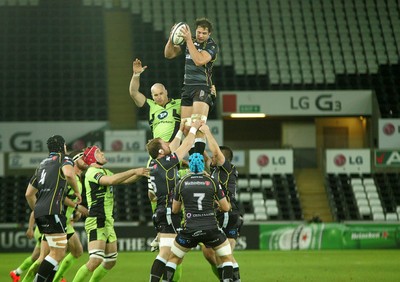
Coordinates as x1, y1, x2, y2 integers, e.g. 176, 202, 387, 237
382, 123, 396, 136
334, 154, 363, 166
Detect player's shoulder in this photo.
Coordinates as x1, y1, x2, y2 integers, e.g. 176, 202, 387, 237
86, 166, 105, 178
169, 98, 181, 106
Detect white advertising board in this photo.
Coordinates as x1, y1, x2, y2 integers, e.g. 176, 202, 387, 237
378, 119, 400, 149
325, 149, 371, 174
104, 130, 146, 151
221, 90, 372, 116
249, 150, 293, 174
8, 151, 150, 169
0, 122, 107, 152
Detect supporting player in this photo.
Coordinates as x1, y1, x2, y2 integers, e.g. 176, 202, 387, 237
162, 152, 233, 282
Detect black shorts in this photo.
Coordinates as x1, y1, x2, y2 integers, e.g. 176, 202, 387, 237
153, 208, 182, 234
217, 210, 242, 239
181, 85, 215, 108
35, 214, 67, 235
176, 228, 227, 249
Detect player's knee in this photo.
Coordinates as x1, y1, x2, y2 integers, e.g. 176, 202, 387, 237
71, 244, 83, 258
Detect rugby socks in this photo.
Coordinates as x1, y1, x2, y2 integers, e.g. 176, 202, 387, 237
73, 265, 92, 282
53, 253, 78, 282
16, 256, 34, 274
162, 262, 177, 282
189, 139, 206, 156
233, 263, 241, 282
194, 138, 206, 155
172, 263, 182, 282
34, 255, 58, 282
89, 265, 109, 282
46, 263, 58, 281
221, 262, 233, 282
150, 256, 167, 282
217, 265, 223, 281
21, 260, 40, 282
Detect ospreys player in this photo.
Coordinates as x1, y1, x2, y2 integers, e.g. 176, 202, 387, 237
147, 120, 202, 282
165, 18, 219, 155
25, 135, 82, 282
162, 153, 233, 282
200, 124, 242, 281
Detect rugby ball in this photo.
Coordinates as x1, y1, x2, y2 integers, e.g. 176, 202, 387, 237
171, 22, 186, 45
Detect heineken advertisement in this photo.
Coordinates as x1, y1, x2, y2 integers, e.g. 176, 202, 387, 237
260, 223, 400, 250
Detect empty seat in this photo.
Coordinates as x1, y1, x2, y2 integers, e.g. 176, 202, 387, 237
252, 192, 264, 200
238, 192, 251, 202
249, 178, 261, 189
367, 191, 380, 200
371, 206, 383, 213
385, 213, 398, 221
369, 198, 382, 207
265, 199, 278, 208
352, 184, 365, 192
266, 206, 279, 217
364, 184, 377, 192
243, 213, 255, 222
261, 178, 273, 189
255, 213, 268, 220
237, 178, 249, 190
363, 178, 375, 185
358, 205, 371, 215
372, 212, 385, 221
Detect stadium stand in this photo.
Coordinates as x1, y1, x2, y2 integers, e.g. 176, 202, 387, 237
325, 172, 400, 222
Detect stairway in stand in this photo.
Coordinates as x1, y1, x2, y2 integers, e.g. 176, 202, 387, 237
295, 168, 333, 222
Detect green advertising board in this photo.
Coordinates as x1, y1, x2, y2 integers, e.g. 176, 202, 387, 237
260, 223, 400, 250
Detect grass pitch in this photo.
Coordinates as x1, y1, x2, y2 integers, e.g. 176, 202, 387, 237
1, 250, 399, 281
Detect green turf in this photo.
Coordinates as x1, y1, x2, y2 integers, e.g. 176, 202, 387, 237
1, 250, 399, 281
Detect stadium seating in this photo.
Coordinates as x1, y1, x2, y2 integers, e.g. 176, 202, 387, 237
236, 173, 303, 221
1, 0, 399, 120
326, 172, 400, 222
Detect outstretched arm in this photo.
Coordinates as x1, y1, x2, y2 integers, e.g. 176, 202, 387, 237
100, 167, 150, 186
199, 124, 225, 166
129, 58, 147, 107
169, 119, 186, 152
120, 167, 150, 184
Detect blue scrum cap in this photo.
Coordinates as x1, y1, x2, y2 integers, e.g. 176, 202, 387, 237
189, 153, 205, 173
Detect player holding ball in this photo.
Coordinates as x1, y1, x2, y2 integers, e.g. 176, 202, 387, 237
164, 18, 219, 155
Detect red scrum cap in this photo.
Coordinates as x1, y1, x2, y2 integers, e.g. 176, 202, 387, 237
83, 146, 99, 165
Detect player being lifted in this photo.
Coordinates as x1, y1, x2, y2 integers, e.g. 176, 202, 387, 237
164, 18, 219, 155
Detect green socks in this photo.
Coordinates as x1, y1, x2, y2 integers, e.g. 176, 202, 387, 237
53, 253, 78, 282
21, 260, 40, 282
17, 256, 34, 273
172, 263, 183, 282
89, 265, 109, 282
72, 265, 92, 282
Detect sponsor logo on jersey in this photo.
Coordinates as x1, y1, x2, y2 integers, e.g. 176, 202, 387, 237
158, 111, 168, 120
